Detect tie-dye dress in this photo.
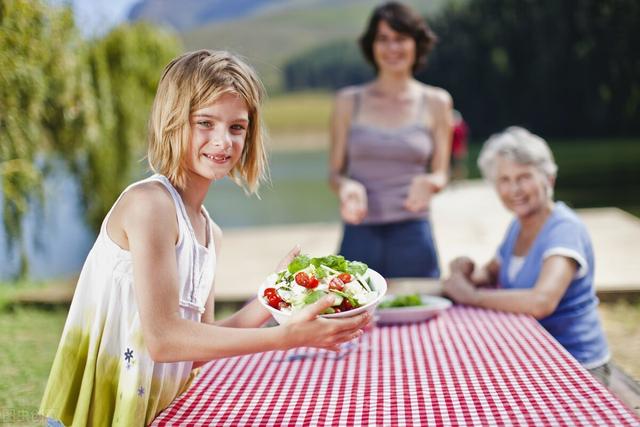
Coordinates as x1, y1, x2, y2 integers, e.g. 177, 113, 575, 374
40, 174, 215, 426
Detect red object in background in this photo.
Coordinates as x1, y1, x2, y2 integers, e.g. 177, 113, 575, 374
451, 116, 469, 159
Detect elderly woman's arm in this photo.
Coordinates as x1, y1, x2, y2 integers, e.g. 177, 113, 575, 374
449, 256, 500, 288
444, 255, 576, 319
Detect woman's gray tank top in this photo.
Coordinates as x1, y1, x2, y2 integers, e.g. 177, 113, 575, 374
346, 91, 434, 224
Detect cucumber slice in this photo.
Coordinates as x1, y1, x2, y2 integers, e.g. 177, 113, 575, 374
330, 293, 344, 306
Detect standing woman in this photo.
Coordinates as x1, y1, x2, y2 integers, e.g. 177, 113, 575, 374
330, 1, 453, 278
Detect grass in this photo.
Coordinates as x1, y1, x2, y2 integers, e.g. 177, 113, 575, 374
598, 300, 640, 380
0, 293, 637, 427
264, 91, 333, 134
0, 307, 67, 426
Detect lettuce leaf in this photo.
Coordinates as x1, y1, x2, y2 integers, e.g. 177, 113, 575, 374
347, 261, 368, 276
288, 255, 311, 273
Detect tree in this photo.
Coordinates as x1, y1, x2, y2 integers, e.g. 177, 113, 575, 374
0, 0, 180, 278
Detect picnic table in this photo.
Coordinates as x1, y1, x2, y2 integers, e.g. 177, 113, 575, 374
152, 305, 639, 426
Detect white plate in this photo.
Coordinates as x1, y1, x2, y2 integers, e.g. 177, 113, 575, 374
375, 294, 452, 325
258, 269, 388, 325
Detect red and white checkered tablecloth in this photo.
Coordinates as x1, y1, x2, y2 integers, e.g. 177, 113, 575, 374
152, 306, 639, 426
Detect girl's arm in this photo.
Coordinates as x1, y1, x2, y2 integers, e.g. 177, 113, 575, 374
444, 255, 576, 319
199, 221, 273, 330
404, 87, 453, 212
126, 187, 369, 363
329, 88, 367, 224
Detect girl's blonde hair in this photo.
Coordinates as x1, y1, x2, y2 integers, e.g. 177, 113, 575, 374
147, 49, 267, 193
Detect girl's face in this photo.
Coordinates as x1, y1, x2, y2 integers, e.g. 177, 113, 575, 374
186, 92, 249, 183
372, 20, 416, 75
494, 157, 552, 219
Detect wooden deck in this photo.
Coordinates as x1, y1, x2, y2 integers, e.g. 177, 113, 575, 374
213, 180, 640, 301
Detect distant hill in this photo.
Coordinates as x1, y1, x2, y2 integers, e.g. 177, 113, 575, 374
178, 0, 437, 90
128, 0, 287, 32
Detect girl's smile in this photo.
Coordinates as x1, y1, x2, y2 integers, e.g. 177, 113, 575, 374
187, 92, 249, 182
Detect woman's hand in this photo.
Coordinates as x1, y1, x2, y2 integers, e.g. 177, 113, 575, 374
404, 174, 437, 213
283, 295, 372, 352
449, 256, 475, 279
275, 245, 301, 272
443, 272, 479, 305
339, 179, 368, 224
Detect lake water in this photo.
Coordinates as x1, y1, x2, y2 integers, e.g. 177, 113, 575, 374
0, 151, 339, 280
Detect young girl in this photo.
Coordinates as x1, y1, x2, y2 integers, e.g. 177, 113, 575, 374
40, 50, 371, 426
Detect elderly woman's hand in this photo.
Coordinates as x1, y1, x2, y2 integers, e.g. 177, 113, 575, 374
404, 174, 437, 212
443, 272, 479, 305
339, 179, 368, 224
449, 256, 475, 278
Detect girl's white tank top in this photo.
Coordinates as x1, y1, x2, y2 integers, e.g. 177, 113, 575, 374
40, 174, 216, 426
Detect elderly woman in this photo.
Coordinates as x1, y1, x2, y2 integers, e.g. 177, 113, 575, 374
443, 127, 610, 381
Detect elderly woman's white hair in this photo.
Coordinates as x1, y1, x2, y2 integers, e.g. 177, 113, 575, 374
478, 126, 558, 183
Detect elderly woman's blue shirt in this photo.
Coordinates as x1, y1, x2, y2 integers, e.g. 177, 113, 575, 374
497, 202, 609, 368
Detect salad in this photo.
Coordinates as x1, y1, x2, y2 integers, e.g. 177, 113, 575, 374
378, 293, 425, 309
262, 254, 378, 315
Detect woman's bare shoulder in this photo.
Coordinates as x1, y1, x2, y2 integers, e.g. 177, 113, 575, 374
419, 83, 453, 108
336, 84, 365, 99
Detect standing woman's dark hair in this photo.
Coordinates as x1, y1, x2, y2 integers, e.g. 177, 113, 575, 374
359, 2, 438, 74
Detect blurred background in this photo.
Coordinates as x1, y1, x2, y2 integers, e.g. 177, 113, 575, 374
1, 0, 639, 423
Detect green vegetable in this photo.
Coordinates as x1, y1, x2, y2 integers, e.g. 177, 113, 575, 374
347, 261, 368, 276
379, 294, 424, 309
288, 254, 369, 276
331, 289, 358, 308
310, 255, 348, 272
304, 290, 327, 305
288, 255, 311, 273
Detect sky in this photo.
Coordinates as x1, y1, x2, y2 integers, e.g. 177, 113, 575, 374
50, 0, 139, 37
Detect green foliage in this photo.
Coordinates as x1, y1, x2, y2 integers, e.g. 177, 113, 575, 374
419, 0, 640, 137
283, 40, 373, 91
0, 0, 181, 278
79, 24, 181, 230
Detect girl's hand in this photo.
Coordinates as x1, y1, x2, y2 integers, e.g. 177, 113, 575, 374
339, 179, 368, 224
443, 272, 479, 305
404, 174, 436, 212
275, 245, 301, 272
283, 295, 372, 352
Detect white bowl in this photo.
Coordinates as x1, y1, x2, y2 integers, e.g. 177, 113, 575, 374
258, 269, 388, 325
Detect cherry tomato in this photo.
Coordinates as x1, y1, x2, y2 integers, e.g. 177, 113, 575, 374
329, 277, 345, 291
264, 288, 277, 297
307, 275, 319, 288
295, 272, 309, 287
267, 294, 283, 309
339, 299, 354, 312
338, 273, 352, 283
